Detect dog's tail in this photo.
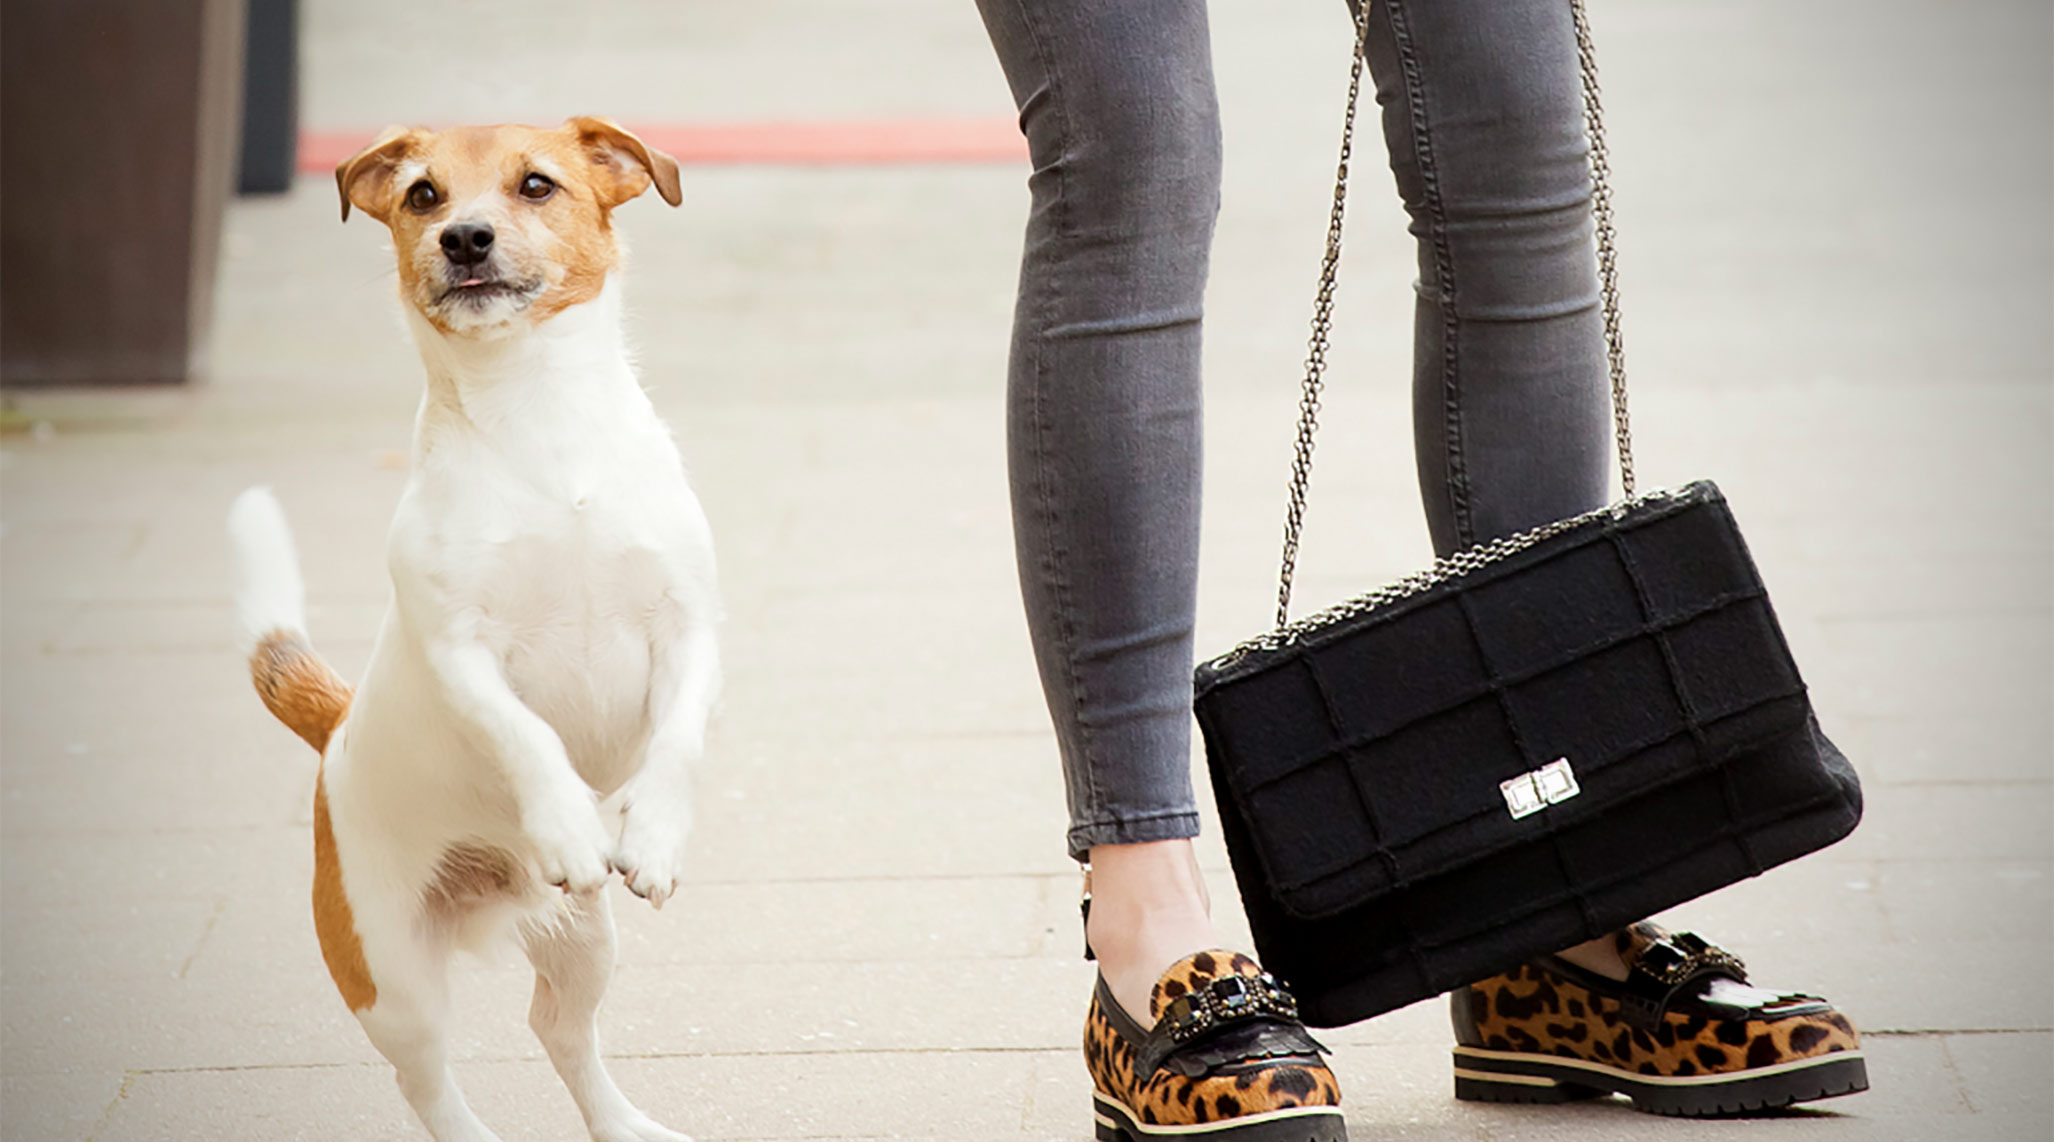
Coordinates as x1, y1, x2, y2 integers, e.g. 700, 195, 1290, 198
229, 487, 352, 753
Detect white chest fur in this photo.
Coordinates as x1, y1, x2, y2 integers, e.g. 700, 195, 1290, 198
389, 284, 715, 793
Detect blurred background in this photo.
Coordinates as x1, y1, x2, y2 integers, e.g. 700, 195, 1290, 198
2, 1, 2049, 1139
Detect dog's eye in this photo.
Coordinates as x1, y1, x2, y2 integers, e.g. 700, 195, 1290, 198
518, 174, 556, 201
404, 180, 440, 213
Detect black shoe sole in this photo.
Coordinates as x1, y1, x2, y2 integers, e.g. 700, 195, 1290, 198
1452, 1044, 1869, 1117
1093, 1093, 1347, 1141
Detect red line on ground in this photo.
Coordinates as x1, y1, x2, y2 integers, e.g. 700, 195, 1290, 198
299, 119, 1027, 173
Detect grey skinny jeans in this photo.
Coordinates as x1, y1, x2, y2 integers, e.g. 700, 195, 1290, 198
975, 0, 1613, 860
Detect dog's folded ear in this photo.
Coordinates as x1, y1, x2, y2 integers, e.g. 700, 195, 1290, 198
566, 117, 683, 210
337, 126, 429, 223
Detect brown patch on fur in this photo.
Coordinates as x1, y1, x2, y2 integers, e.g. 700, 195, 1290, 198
249, 631, 369, 1008
519, 129, 623, 325
422, 843, 521, 916
336, 124, 429, 223
332, 119, 680, 333
566, 117, 681, 209
250, 630, 352, 752
312, 766, 376, 1011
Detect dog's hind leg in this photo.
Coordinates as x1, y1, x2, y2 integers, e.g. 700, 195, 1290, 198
353, 921, 503, 1142
521, 891, 690, 1142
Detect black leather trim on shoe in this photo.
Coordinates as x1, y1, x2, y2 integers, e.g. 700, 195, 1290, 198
1448, 981, 1485, 1047
1535, 929, 1759, 1031
1531, 953, 1680, 1032
1094, 973, 1153, 1045
1157, 1021, 1328, 1079
1094, 973, 1329, 1081
1533, 945, 1828, 1033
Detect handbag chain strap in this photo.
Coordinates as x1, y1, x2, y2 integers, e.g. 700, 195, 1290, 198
1273, 0, 1633, 630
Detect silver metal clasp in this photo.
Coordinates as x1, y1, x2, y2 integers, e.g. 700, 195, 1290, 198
1502, 757, 1581, 820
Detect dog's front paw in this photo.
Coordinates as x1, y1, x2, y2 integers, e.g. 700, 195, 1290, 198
525, 791, 614, 895
611, 782, 691, 910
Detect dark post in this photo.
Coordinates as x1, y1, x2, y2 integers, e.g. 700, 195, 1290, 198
238, 0, 299, 195
1, 0, 248, 386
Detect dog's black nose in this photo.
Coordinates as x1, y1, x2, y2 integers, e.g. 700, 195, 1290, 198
440, 222, 495, 266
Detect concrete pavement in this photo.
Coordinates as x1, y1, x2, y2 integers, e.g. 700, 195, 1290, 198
3, 1, 2049, 1138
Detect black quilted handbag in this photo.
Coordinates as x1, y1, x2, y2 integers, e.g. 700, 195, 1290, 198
1193, 1, 1862, 1028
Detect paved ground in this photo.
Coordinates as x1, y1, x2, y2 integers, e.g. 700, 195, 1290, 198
4, 1, 2050, 1139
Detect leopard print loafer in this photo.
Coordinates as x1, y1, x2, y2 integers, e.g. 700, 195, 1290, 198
1450, 922, 1867, 1117
1087, 950, 1347, 1141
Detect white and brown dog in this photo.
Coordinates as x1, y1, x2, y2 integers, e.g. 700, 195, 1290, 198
229, 119, 712, 1142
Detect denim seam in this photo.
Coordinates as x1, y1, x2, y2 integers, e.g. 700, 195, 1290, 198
1382, 0, 1476, 549
1070, 808, 1203, 836
1068, 811, 1202, 855
1007, 0, 1105, 833
1076, 808, 1201, 825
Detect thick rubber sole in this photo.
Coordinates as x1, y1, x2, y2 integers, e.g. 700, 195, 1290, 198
1093, 1092, 1348, 1141
1452, 1044, 1869, 1117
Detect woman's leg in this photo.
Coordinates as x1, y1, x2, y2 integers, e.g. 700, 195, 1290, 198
1360, 0, 1614, 558
1360, 0, 1632, 980
973, 0, 1224, 1020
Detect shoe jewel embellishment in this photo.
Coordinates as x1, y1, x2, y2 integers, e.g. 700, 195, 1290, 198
1501, 756, 1580, 820
1161, 972, 1299, 1045
1633, 930, 1749, 989
1138, 971, 1318, 1079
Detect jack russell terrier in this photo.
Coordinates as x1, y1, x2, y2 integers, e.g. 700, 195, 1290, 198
229, 118, 712, 1142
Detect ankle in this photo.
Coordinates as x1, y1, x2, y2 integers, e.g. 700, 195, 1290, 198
1557, 932, 1631, 981
1085, 841, 1217, 1021
1084, 840, 1212, 947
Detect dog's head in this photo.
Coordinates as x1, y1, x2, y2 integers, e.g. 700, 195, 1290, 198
336, 118, 681, 337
